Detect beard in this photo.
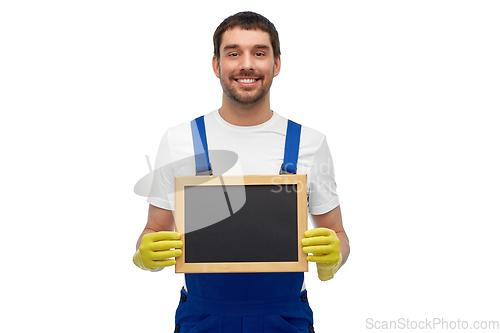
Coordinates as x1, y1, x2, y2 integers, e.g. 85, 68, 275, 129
220, 70, 274, 106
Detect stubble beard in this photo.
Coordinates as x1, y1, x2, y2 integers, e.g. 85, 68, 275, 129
220, 70, 274, 106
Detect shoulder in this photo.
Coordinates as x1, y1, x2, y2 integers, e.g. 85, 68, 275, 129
282, 115, 326, 149
161, 110, 217, 144
158, 112, 214, 159
300, 123, 326, 147
160, 121, 191, 149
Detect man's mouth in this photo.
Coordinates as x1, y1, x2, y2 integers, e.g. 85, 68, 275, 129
236, 78, 258, 83
235, 78, 259, 84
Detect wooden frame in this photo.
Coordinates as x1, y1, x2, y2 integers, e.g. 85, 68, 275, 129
174, 174, 308, 273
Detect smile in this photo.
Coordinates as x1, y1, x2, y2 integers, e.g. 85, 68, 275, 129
236, 78, 258, 83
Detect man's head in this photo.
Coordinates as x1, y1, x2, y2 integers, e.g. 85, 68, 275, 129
212, 12, 281, 107
213, 11, 280, 62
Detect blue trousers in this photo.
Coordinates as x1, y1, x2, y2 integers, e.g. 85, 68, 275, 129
174, 288, 315, 333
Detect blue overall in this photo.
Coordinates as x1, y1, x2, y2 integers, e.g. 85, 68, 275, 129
173, 116, 314, 333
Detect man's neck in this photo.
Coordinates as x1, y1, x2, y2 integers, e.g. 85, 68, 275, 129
218, 95, 273, 126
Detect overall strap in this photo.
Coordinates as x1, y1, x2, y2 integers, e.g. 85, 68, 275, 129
280, 119, 302, 175
191, 116, 212, 176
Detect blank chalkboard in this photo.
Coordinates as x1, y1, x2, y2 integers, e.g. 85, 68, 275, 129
174, 175, 308, 273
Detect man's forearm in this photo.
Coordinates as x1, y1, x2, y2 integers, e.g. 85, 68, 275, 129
337, 231, 350, 267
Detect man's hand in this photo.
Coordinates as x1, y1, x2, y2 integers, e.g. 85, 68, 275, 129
133, 231, 183, 271
302, 227, 342, 281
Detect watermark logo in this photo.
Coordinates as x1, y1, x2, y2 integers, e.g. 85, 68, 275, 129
134, 150, 238, 197
366, 317, 499, 330
134, 149, 337, 232
134, 150, 247, 233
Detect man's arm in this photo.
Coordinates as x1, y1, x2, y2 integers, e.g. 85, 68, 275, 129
133, 205, 181, 271
310, 205, 350, 267
136, 204, 176, 250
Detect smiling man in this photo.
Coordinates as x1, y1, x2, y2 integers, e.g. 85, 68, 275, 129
133, 11, 350, 333
214, 26, 279, 114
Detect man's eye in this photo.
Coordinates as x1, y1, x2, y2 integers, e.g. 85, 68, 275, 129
255, 52, 264, 56
229, 53, 238, 57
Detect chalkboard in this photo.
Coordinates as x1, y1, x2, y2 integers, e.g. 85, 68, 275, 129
174, 175, 308, 273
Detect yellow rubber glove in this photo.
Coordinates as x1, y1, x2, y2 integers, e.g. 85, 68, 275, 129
302, 227, 342, 281
133, 231, 183, 271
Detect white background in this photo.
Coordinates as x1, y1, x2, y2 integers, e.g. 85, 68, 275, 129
1, 1, 499, 332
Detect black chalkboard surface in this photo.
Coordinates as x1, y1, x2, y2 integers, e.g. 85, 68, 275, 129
175, 175, 308, 273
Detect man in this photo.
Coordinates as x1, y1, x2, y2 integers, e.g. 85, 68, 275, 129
133, 11, 350, 333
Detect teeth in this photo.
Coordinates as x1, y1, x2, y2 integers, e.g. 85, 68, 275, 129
237, 78, 257, 83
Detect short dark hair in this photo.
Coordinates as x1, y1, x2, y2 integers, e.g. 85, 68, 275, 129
213, 11, 281, 61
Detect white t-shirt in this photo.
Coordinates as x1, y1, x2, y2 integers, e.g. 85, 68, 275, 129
148, 110, 339, 215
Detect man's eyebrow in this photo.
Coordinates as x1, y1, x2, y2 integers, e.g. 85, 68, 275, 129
222, 44, 271, 51
223, 44, 239, 51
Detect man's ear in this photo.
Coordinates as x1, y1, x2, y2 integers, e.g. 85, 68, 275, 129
273, 55, 281, 77
212, 55, 221, 78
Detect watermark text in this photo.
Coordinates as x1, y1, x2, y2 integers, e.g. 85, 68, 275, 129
366, 317, 499, 330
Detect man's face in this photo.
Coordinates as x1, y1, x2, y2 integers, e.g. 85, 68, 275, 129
213, 27, 281, 106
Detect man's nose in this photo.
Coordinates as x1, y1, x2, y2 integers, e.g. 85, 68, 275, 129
238, 53, 254, 71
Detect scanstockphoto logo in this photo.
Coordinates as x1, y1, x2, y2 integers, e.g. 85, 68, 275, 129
365, 317, 499, 330
133, 150, 239, 197
134, 150, 246, 233
134, 150, 338, 232
272, 157, 338, 197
